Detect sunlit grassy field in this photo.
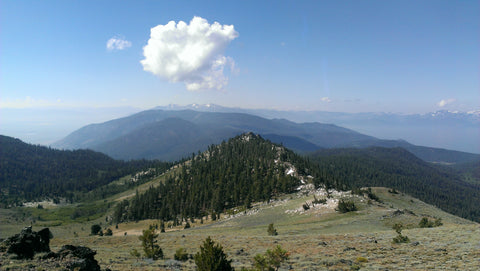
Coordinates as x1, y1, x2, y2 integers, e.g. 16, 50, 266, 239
1, 187, 478, 270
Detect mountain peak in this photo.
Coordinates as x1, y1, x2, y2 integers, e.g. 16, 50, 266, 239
240, 132, 260, 142
155, 103, 225, 112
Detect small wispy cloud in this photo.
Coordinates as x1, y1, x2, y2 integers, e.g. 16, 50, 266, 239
437, 98, 456, 107
0, 96, 63, 108
106, 36, 132, 51
140, 16, 239, 91
320, 97, 331, 103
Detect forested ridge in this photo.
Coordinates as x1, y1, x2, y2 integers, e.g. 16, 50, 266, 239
113, 134, 480, 224
2, 133, 478, 224
0, 135, 169, 206
309, 147, 480, 222
113, 133, 337, 223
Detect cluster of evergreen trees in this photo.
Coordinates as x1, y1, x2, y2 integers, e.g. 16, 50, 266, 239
113, 133, 330, 223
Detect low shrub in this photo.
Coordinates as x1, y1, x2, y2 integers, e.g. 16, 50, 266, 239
253, 245, 289, 271
267, 223, 278, 236
392, 223, 410, 244
337, 199, 357, 213
174, 247, 188, 261
419, 217, 443, 228
104, 228, 113, 236
130, 248, 141, 258
392, 234, 410, 244
356, 256, 368, 263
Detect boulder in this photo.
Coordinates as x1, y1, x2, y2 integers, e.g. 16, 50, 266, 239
53, 245, 101, 271
3, 226, 52, 259
2, 227, 101, 270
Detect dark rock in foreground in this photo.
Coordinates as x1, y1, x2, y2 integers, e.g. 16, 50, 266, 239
43, 245, 101, 271
2, 226, 52, 259
1, 227, 102, 271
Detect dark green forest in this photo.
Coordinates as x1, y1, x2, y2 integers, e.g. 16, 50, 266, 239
113, 134, 480, 223
309, 147, 480, 222
2, 133, 479, 224
450, 160, 480, 185
0, 135, 170, 206
113, 133, 335, 223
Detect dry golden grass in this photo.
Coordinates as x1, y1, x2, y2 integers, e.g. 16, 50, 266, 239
1, 187, 479, 270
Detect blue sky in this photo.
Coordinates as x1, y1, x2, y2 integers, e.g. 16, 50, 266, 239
1, 0, 478, 113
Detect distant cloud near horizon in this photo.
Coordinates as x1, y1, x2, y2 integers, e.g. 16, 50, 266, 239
140, 16, 239, 91
320, 97, 331, 103
106, 36, 132, 51
437, 98, 456, 107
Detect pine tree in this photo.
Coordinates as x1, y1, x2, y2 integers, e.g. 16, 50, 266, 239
139, 228, 163, 260
194, 236, 233, 271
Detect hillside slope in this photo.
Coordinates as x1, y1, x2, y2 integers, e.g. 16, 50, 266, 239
343, 138, 480, 164
309, 147, 480, 222
1, 186, 478, 270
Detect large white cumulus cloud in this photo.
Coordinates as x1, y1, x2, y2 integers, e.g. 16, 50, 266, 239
141, 16, 239, 91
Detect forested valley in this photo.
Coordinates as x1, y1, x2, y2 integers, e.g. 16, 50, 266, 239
0, 135, 172, 207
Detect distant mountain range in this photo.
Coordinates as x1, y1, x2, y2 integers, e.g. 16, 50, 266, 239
155, 104, 480, 154
52, 109, 480, 163
155, 103, 480, 123
2, 104, 478, 153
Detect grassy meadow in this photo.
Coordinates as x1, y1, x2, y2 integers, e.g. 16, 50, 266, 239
1, 187, 479, 270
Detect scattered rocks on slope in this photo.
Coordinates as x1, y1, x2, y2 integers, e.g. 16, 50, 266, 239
43, 245, 101, 271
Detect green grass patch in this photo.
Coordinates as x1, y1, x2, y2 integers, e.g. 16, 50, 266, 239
25, 200, 110, 225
